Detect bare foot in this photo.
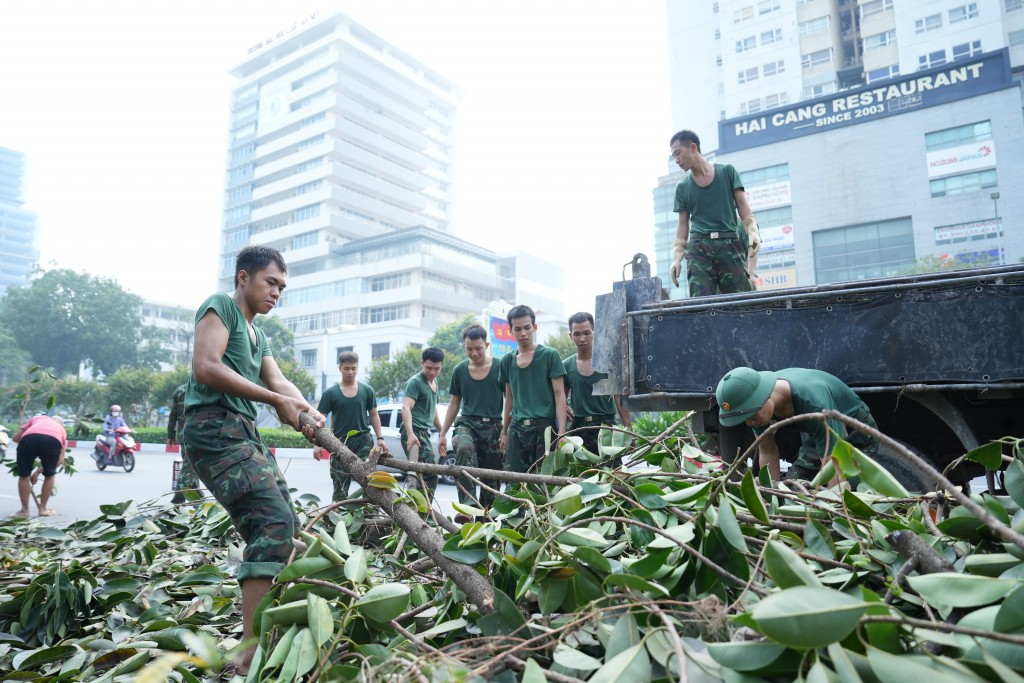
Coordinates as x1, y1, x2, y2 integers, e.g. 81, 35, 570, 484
9, 509, 29, 518
39, 508, 57, 517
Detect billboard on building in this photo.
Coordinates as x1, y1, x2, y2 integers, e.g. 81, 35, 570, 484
488, 315, 516, 357
760, 223, 795, 253
258, 81, 290, 136
926, 142, 997, 178
754, 267, 797, 291
934, 218, 1002, 245
746, 181, 791, 211
719, 50, 1014, 152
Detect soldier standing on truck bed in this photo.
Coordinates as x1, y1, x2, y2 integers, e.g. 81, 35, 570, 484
668, 129, 762, 296
716, 366, 879, 481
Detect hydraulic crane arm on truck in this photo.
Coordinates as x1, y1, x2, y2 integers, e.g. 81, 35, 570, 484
594, 254, 1024, 490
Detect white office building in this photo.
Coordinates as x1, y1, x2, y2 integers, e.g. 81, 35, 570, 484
657, 0, 1024, 295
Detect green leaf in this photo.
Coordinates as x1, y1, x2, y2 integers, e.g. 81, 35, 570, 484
805, 520, 837, 560
452, 501, 485, 517
964, 553, 1020, 577
588, 643, 651, 683
405, 487, 429, 513
842, 489, 881, 518
706, 641, 787, 671
538, 577, 568, 615
354, 583, 410, 624
333, 522, 352, 556
826, 642, 863, 682
906, 573, 1019, 607
647, 522, 695, 549
417, 618, 467, 639
854, 448, 910, 498
343, 546, 368, 584
16, 645, 79, 670
634, 482, 668, 510
552, 643, 603, 671
830, 438, 858, 476
764, 540, 822, 588
551, 484, 583, 516
865, 645, 979, 682
521, 657, 547, 683
606, 613, 640, 660
292, 626, 318, 680
477, 588, 526, 637
573, 546, 612, 573
1006, 460, 1024, 509
995, 581, 1024, 632
717, 498, 747, 553
264, 625, 299, 669
307, 593, 334, 645
441, 535, 487, 564
741, 469, 769, 523
661, 481, 711, 505
751, 586, 868, 649
964, 441, 1003, 470
603, 573, 669, 597
558, 528, 611, 548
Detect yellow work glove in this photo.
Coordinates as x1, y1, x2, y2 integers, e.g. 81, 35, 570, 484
743, 216, 761, 257
669, 238, 687, 288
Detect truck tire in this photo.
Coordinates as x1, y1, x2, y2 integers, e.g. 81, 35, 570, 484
871, 441, 939, 493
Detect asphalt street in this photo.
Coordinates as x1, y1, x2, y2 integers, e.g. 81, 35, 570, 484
2, 444, 459, 526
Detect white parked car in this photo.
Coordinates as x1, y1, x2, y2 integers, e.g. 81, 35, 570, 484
375, 402, 455, 485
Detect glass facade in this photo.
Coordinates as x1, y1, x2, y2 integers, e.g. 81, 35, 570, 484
813, 218, 915, 283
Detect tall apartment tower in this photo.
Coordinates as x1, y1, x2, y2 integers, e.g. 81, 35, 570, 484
218, 10, 459, 292
659, 0, 1024, 294
0, 147, 39, 294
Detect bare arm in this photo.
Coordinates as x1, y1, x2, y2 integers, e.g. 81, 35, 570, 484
675, 210, 691, 242
552, 378, 568, 438
500, 385, 513, 451
758, 432, 781, 481
614, 395, 631, 428
437, 394, 462, 457
402, 396, 417, 452
368, 408, 388, 454
733, 188, 753, 221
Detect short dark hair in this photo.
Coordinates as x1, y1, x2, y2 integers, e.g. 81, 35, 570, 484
421, 346, 444, 363
669, 129, 701, 153
568, 312, 595, 329
337, 351, 359, 365
507, 305, 536, 325
462, 324, 488, 342
235, 245, 287, 288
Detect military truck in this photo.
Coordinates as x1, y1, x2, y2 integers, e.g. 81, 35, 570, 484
594, 254, 1024, 491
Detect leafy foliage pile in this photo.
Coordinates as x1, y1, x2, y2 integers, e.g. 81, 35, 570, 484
2, 429, 1024, 682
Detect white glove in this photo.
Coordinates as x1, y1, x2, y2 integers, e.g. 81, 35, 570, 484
669, 238, 687, 288
743, 216, 761, 257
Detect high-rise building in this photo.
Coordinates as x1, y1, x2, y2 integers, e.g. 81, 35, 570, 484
658, 0, 1024, 292
0, 147, 39, 294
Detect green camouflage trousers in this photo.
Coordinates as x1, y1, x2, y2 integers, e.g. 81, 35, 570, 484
182, 408, 297, 582
173, 450, 201, 501
452, 416, 503, 508
794, 405, 880, 470
400, 424, 438, 494
331, 431, 373, 502
505, 418, 556, 474
686, 236, 754, 296
570, 415, 615, 456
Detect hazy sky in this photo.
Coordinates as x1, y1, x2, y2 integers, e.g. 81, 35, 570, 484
0, 1, 672, 316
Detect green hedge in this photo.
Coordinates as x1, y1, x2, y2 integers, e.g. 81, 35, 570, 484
71, 426, 312, 449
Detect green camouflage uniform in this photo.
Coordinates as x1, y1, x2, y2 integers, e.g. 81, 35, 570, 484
400, 372, 439, 494
452, 417, 503, 507
674, 162, 754, 297
317, 382, 379, 501
168, 383, 200, 501
505, 418, 557, 473
499, 345, 566, 474
563, 353, 618, 456
330, 432, 373, 501
182, 292, 296, 583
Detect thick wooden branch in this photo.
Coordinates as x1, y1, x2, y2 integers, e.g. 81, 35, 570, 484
299, 413, 494, 615
886, 530, 955, 575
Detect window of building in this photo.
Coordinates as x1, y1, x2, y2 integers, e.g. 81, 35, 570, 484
952, 40, 982, 61
813, 218, 916, 283
290, 89, 329, 112
300, 112, 326, 128
227, 186, 251, 203
757, 205, 793, 226
763, 60, 785, 77
295, 157, 324, 174
802, 81, 837, 98
759, 0, 781, 13
422, 305, 460, 323
713, 1, 719, 11
1010, 29, 1024, 46
716, 55, 723, 66
366, 272, 411, 292
335, 347, 354, 361
761, 28, 783, 45
293, 204, 320, 222
734, 5, 754, 22
764, 92, 789, 108
292, 67, 331, 90
867, 65, 900, 83
714, 28, 720, 40
371, 342, 390, 360
742, 163, 790, 187
291, 231, 317, 250
799, 16, 830, 36
738, 67, 759, 84
918, 50, 946, 70
225, 226, 252, 245
863, 31, 896, 51
949, 3, 979, 22
801, 48, 833, 69
929, 169, 997, 197
736, 36, 757, 52
301, 349, 318, 368
860, 0, 893, 17
297, 134, 325, 150
1008, 0, 1023, 11
361, 304, 409, 324
915, 13, 943, 33
739, 98, 762, 115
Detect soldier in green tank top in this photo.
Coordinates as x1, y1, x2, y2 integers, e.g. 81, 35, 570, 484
314, 351, 387, 501
438, 325, 505, 508
182, 245, 325, 676
498, 306, 568, 473
563, 312, 631, 456
401, 347, 445, 494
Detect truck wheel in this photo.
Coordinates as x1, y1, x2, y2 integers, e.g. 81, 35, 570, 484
871, 441, 939, 493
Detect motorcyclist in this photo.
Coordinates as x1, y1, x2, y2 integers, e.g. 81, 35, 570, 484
101, 405, 129, 464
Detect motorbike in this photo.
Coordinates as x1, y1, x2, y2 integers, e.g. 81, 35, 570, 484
91, 426, 137, 472
0, 425, 8, 461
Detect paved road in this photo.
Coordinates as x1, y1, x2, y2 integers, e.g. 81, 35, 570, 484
2, 444, 459, 525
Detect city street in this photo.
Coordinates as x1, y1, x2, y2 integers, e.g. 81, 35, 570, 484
1, 444, 459, 525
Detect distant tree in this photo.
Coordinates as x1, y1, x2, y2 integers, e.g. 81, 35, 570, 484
893, 253, 998, 276
0, 268, 167, 376
105, 367, 158, 426
278, 357, 316, 400
426, 313, 480, 398
54, 378, 106, 422
0, 325, 30, 387
544, 332, 576, 360
148, 364, 191, 415
254, 314, 296, 360
0, 367, 58, 422
367, 346, 422, 402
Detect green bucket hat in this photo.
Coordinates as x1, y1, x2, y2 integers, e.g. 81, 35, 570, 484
716, 367, 776, 427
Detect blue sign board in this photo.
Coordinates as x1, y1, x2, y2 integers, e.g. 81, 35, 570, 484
718, 49, 1015, 152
